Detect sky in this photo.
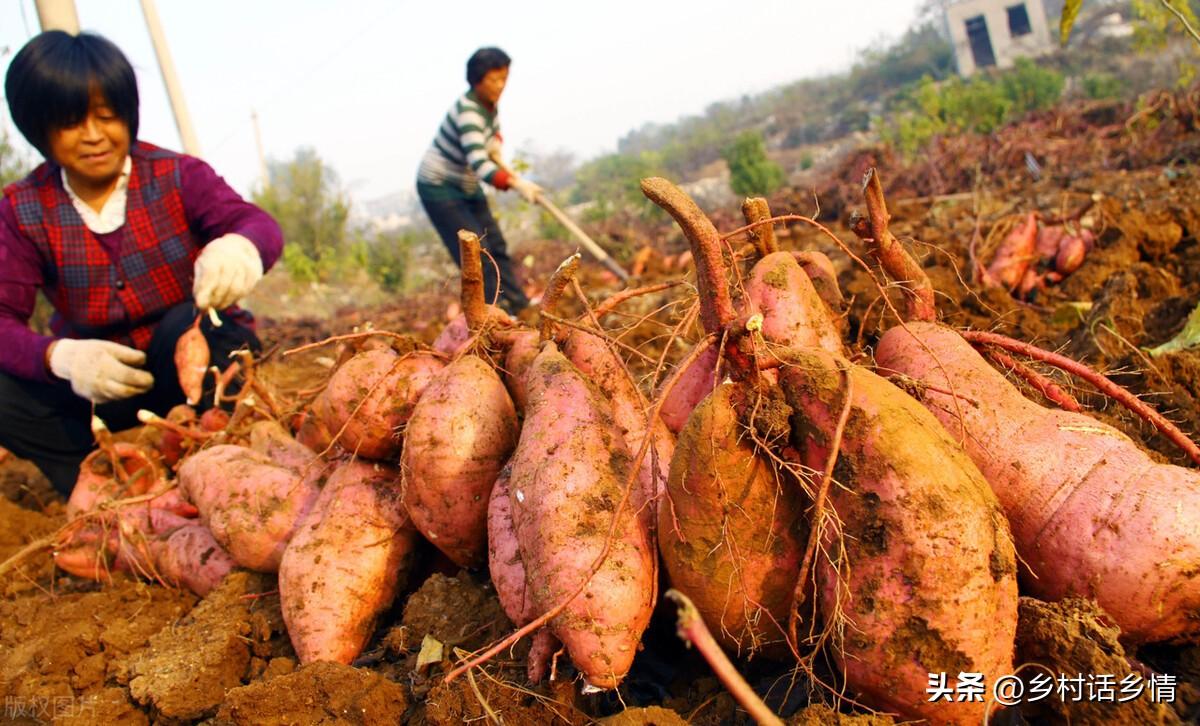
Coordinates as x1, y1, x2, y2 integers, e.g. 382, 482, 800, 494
0, 0, 927, 205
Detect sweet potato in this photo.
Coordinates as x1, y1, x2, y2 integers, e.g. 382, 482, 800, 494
150, 523, 237, 596
983, 212, 1038, 290
659, 383, 805, 657
279, 459, 418, 664
502, 328, 541, 413
247, 420, 318, 472
310, 348, 445, 460
432, 306, 511, 357
876, 322, 1200, 643
743, 251, 844, 356
659, 345, 721, 434
401, 355, 518, 567
1055, 234, 1088, 275
177, 444, 324, 572
562, 329, 675, 528
508, 344, 655, 689
778, 346, 1018, 725
175, 316, 210, 405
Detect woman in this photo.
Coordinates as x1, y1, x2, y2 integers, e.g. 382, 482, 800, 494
417, 46, 541, 315
0, 31, 282, 495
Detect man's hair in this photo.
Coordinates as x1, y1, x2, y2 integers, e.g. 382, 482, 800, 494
466, 47, 511, 87
5, 31, 139, 157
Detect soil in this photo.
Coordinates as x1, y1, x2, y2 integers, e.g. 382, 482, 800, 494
2, 84, 1199, 724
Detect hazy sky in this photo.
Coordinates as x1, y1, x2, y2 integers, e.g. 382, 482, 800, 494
0, 1, 926, 203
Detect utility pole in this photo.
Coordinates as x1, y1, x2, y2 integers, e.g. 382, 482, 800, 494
34, 0, 80, 33
139, 0, 201, 156
251, 110, 269, 191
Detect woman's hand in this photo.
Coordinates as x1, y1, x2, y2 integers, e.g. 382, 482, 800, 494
48, 339, 154, 403
193, 234, 264, 310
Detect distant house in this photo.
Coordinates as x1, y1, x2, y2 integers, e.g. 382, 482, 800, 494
945, 0, 1055, 75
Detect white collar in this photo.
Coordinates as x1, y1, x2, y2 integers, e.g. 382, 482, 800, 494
60, 155, 132, 234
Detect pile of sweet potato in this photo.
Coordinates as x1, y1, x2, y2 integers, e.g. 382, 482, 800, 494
46, 175, 1200, 724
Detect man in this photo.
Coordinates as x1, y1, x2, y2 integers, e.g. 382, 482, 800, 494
417, 46, 542, 315
0, 31, 282, 495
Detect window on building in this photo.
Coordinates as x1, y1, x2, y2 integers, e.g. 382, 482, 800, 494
966, 15, 996, 68
1008, 4, 1032, 37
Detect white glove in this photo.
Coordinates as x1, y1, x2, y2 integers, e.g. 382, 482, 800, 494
193, 234, 264, 311
49, 339, 154, 404
510, 176, 543, 204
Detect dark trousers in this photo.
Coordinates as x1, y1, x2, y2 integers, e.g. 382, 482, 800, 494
418, 188, 531, 314
0, 302, 260, 496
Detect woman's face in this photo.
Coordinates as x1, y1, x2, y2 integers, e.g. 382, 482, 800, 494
47, 86, 131, 193
473, 66, 509, 107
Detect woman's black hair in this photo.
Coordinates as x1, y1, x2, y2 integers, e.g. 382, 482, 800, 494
466, 47, 511, 87
4, 31, 139, 157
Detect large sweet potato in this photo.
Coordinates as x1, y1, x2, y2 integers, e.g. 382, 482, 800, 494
279, 459, 418, 664
401, 355, 518, 567
177, 444, 324, 572
779, 346, 1018, 725
659, 345, 721, 434
876, 322, 1200, 643
310, 348, 445, 460
660, 383, 805, 657
508, 344, 655, 689
743, 251, 844, 356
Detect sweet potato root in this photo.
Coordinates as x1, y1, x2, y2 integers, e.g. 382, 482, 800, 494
508, 344, 655, 689
876, 322, 1200, 643
659, 383, 805, 657
279, 459, 418, 664
175, 315, 210, 405
401, 355, 518, 567
779, 346, 1018, 725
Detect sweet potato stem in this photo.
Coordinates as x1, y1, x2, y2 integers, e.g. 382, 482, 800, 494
961, 330, 1200, 466
980, 347, 1082, 412
851, 168, 937, 324
443, 336, 717, 686
539, 254, 580, 340
741, 197, 779, 257
641, 177, 735, 335
458, 230, 488, 332
665, 589, 784, 726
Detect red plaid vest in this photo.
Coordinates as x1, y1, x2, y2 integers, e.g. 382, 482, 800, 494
4, 142, 201, 349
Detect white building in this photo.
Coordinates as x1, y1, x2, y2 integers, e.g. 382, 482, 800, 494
945, 0, 1055, 75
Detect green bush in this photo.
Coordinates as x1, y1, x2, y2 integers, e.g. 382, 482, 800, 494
722, 131, 785, 197
1082, 72, 1126, 99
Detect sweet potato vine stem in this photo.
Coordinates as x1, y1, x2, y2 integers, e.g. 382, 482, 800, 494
458, 230, 488, 332
539, 254, 580, 340
741, 197, 779, 257
443, 335, 717, 686
641, 177, 735, 335
592, 281, 684, 320
850, 168, 937, 324
961, 330, 1200, 466
665, 589, 784, 726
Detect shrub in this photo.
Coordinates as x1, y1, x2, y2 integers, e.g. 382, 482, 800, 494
722, 131, 785, 197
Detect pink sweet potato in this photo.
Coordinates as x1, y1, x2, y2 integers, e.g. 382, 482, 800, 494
876, 322, 1200, 643
488, 464, 533, 626
175, 316, 209, 405
178, 444, 324, 572
779, 346, 1018, 725
743, 251, 844, 356
401, 355, 518, 567
150, 523, 237, 596
247, 420, 318, 472
508, 344, 655, 689
279, 459, 419, 664
68, 443, 162, 517
562, 329, 675, 528
659, 345, 721, 434
502, 328, 541, 413
432, 306, 512, 356
310, 348, 445, 460
984, 212, 1038, 290
1054, 234, 1088, 275
659, 383, 805, 657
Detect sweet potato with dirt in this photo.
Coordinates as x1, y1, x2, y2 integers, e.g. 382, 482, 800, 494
563, 329, 674, 528
432, 306, 512, 356
177, 444, 324, 572
310, 348, 445, 460
875, 321, 1200, 644
150, 522, 237, 596
401, 355, 518, 567
659, 383, 805, 657
247, 420, 318, 472
502, 328, 541, 412
659, 344, 721, 434
508, 344, 655, 690
279, 459, 418, 664
778, 346, 1018, 725
68, 443, 163, 516
983, 212, 1038, 290
743, 251, 844, 356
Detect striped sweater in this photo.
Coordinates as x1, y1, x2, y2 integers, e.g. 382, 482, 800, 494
417, 90, 512, 199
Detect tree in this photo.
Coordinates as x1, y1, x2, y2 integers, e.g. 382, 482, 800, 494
252, 147, 352, 261
722, 131, 784, 197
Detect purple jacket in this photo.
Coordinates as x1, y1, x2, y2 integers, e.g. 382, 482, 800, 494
0, 149, 282, 382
